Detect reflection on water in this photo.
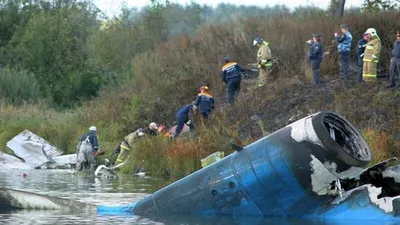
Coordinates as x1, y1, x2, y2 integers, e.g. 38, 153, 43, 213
0, 169, 397, 225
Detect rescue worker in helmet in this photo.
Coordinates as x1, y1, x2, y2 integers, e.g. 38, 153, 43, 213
114, 122, 158, 168
388, 31, 400, 88
221, 56, 245, 104
362, 28, 382, 81
252, 37, 273, 88
76, 126, 99, 172
307, 34, 324, 86
194, 85, 215, 119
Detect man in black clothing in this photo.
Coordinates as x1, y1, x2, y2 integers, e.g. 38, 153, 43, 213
356, 33, 369, 83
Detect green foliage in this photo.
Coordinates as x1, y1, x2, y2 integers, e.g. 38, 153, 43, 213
362, 0, 400, 11
10, 1, 102, 107
0, 67, 42, 104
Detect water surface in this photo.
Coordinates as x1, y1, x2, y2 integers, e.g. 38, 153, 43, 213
0, 169, 395, 225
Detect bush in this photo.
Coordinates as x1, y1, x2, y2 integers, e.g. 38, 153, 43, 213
0, 67, 42, 104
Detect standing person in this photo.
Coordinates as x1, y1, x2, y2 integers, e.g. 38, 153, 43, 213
388, 31, 400, 88
252, 37, 273, 88
172, 103, 196, 138
362, 28, 382, 81
194, 85, 214, 119
76, 126, 99, 172
221, 56, 245, 104
334, 24, 352, 79
356, 33, 369, 83
307, 34, 324, 86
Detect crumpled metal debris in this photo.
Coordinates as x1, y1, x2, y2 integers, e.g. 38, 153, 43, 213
3, 130, 77, 170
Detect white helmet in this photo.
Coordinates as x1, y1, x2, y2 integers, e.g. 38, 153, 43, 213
89, 126, 97, 131
149, 122, 158, 130
365, 28, 377, 37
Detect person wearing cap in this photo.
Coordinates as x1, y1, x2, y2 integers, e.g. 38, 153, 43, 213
362, 28, 382, 81
172, 103, 196, 138
307, 34, 324, 85
221, 56, 245, 104
76, 126, 99, 172
252, 37, 273, 87
194, 85, 215, 119
114, 122, 158, 167
388, 31, 400, 88
334, 24, 353, 79
356, 33, 369, 83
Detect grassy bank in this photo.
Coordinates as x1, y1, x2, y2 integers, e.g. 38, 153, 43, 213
1, 10, 399, 177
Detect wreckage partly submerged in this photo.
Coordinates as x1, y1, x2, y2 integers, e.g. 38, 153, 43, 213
2, 111, 400, 221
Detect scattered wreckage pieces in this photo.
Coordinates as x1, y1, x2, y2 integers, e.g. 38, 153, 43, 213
94, 165, 118, 179
0, 152, 34, 170
0, 187, 97, 212
4, 129, 76, 169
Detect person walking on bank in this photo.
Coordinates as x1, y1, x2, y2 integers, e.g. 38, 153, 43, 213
307, 34, 323, 86
221, 56, 245, 104
252, 37, 273, 88
388, 31, 400, 88
356, 33, 369, 83
362, 28, 382, 81
335, 24, 352, 79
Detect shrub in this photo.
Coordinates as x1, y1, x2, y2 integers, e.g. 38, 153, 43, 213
0, 67, 42, 104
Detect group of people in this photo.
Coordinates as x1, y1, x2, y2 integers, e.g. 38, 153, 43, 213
73, 36, 277, 172
75, 123, 162, 172
307, 24, 400, 87
74, 27, 400, 173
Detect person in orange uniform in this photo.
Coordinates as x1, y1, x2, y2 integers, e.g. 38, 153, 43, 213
194, 85, 215, 119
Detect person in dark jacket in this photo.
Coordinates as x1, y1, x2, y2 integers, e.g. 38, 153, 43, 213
221, 56, 245, 104
388, 31, 400, 88
356, 33, 369, 83
307, 33, 323, 85
76, 126, 99, 172
194, 85, 215, 119
173, 103, 196, 138
335, 24, 352, 79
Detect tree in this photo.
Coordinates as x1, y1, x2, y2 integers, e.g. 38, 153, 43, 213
11, 0, 102, 107
331, 0, 346, 17
362, 0, 400, 11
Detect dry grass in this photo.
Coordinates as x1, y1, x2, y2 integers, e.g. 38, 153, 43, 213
362, 128, 397, 165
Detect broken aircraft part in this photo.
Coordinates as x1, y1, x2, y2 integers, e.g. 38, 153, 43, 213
0, 187, 96, 212
0, 152, 34, 170
6, 130, 63, 168
3, 130, 76, 169
2, 111, 400, 221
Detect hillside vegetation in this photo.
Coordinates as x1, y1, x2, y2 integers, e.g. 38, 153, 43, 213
0, 0, 399, 177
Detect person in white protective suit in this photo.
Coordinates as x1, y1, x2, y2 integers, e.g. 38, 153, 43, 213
76, 126, 99, 172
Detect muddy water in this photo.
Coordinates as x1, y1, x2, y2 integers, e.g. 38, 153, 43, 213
0, 169, 395, 225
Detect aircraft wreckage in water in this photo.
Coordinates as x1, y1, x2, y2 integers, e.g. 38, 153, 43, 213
2, 111, 400, 221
